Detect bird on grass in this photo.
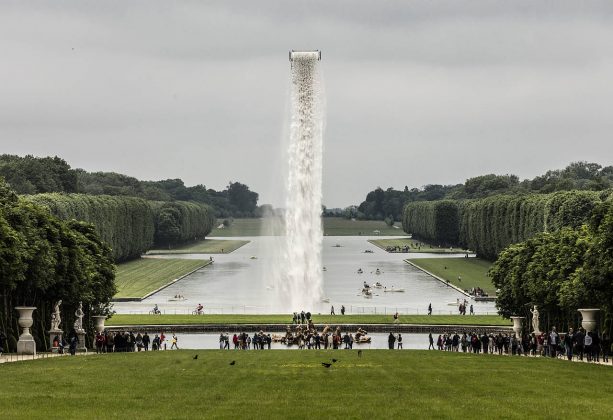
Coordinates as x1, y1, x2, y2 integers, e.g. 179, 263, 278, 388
229, 360, 236, 366
332, 359, 339, 363
321, 362, 332, 368
357, 350, 362, 358
193, 355, 198, 360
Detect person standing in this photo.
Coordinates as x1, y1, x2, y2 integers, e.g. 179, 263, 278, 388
341, 305, 345, 315
549, 327, 559, 358
143, 333, 150, 351
428, 333, 434, 350
564, 329, 574, 360
428, 303, 432, 316
397, 334, 403, 349
330, 306, 335, 315
469, 304, 474, 315
388, 332, 396, 349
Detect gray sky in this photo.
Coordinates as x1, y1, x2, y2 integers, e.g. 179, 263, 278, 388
1, 1, 612, 208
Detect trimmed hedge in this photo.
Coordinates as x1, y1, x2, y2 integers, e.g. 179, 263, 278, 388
403, 190, 611, 260
27, 194, 215, 262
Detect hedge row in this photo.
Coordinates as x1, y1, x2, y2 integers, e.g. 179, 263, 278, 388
27, 194, 215, 261
403, 190, 612, 260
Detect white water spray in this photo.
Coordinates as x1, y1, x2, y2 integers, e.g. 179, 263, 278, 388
271, 50, 324, 311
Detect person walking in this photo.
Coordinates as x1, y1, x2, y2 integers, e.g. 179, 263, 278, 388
170, 334, 179, 350
428, 303, 432, 316
330, 306, 335, 315
428, 333, 435, 350
388, 332, 396, 349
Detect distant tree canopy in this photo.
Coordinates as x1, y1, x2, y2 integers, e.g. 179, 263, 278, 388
0, 179, 115, 352
0, 154, 260, 218
357, 162, 613, 221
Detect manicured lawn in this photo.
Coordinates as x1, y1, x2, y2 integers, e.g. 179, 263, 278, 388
2, 351, 611, 418
323, 217, 405, 236
107, 314, 511, 326
147, 238, 249, 255
407, 257, 496, 295
114, 258, 210, 300
370, 237, 470, 253
209, 217, 407, 237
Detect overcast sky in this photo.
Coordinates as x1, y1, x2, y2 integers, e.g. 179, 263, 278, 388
1, 1, 612, 207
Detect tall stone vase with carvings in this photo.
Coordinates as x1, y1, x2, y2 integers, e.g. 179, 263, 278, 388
15, 306, 37, 355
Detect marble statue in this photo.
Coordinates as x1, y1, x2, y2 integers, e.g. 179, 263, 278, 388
74, 301, 84, 331
50, 299, 62, 331
530, 305, 540, 333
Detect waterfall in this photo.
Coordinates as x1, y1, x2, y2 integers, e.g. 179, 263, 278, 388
273, 50, 324, 312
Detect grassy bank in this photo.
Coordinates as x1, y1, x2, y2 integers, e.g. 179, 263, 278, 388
2, 351, 611, 418
370, 237, 470, 254
114, 258, 210, 300
210, 217, 406, 237
107, 314, 511, 326
407, 257, 495, 296
147, 238, 249, 255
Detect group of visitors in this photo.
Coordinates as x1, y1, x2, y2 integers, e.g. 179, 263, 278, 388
218, 331, 272, 350
93, 331, 179, 353
467, 287, 487, 297
329, 305, 346, 315
384, 245, 411, 253
427, 327, 611, 363
387, 332, 403, 349
456, 300, 474, 315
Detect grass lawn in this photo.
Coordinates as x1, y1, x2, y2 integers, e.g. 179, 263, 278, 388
114, 258, 210, 300
107, 314, 511, 326
407, 257, 496, 296
2, 351, 611, 418
370, 237, 470, 254
210, 217, 407, 237
147, 238, 249, 255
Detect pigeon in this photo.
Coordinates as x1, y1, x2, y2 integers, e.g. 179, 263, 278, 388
357, 350, 362, 358
193, 355, 198, 360
229, 360, 236, 366
321, 362, 332, 368
332, 359, 339, 363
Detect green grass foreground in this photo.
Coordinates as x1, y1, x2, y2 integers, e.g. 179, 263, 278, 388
147, 238, 249, 255
114, 258, 210, 299
407, 257, 496, 295
2, 351, 611, 419
370, 237, 470, 253
210, 217, 406, 237
107, 314, 511, 326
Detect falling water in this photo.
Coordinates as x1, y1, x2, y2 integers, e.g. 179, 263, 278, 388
271, 50, 324, 312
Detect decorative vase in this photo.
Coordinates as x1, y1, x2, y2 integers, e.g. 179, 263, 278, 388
93, 315, 106, 333
15, 306, 37, 355
578, 308, 600, 333
510, 316, 525, 339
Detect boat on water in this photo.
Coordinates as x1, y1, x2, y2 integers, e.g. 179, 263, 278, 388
321, 297, 330, 303
372, 282, 384, 289
250, 256, 257, 259
383, 287, 405, 293
361, 288, 373, 298
375, 269, 382, 275
168, 295, 187, 301
357, 268, 363, 274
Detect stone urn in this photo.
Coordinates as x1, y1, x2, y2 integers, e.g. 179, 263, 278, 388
15, 306, 37, 355
578, 308, 600, 333
510, 316, 525, 339
93, 315, 106, 333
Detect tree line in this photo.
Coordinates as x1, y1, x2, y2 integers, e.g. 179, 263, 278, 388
356, 162, 613, 221
26, 194, 215, 262
402, 190, 612, 260
0, 179, 115, 352
0, 154, 259, 217
490, 200, 613, 337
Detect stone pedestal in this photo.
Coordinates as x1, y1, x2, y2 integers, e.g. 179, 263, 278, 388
48, 329, 63, 353
76, 330, 87, 352
15, 306, 37, 355
578, 308, 600, 333
92, 316, 106, 334
510, 316, 525, 339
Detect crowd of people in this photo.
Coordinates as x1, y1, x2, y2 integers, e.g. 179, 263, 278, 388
218, 332, 272, 350
93, 331, 179, 353
428, 327, 611, 363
